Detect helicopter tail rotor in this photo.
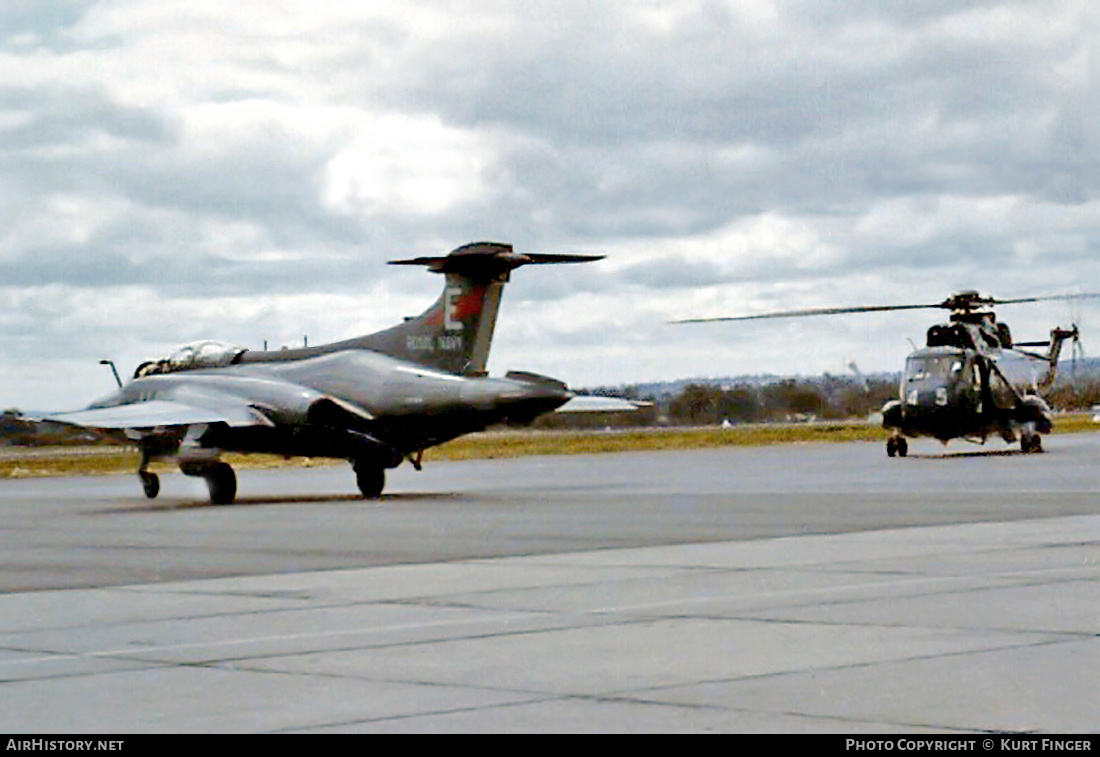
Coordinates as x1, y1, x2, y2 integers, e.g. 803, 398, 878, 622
1070, 324, 1084, 378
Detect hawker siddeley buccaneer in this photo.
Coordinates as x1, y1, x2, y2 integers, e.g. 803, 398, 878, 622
45, 242, 619, 504
677, 291, 1098, 457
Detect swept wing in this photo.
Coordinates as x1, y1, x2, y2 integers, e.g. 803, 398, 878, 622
45, 400, 261, 429
44, 373, 375, 433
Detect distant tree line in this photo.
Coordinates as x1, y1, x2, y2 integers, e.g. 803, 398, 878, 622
665, 378, 899, 425
1045, 381, 1100, 412
534, 376, 1100, 430
0, 409, 105, 447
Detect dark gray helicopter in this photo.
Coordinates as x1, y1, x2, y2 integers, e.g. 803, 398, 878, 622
46, 242, 612, 503
678, 291, 1097, 457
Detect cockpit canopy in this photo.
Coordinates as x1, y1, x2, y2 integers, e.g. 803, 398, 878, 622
134, 340, 247, 377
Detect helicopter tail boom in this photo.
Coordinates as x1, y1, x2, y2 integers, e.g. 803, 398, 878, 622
1011, 326, 1079, 389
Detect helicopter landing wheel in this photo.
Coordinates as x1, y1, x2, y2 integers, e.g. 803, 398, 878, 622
886, 436, 908, 458
1021, 434, 1043, 454
139, 471, 160, 499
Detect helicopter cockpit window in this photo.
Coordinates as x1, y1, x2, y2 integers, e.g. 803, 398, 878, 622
905, 354, 968, 385
135, 340, 247, 377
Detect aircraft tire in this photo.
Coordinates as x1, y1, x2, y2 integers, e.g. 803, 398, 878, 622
355, 463, 385, 499
140, 471, 160, 499
205, 463, 237, 505
1021, 434, 1043, 454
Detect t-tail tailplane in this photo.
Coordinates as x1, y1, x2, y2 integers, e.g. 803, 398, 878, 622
243, 242, 602, 376
373, 242, 602, 375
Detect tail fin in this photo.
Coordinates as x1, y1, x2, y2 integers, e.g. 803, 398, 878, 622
1037, 326, 1079, 389
358, 242, 601, 375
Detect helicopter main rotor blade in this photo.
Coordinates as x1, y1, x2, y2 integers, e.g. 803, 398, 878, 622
673, 302, 940, 324
986, 293, 1100, 306
520, 253, 606, 264
674, 291, 1100, 324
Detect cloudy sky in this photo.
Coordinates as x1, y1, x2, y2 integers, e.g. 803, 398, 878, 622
3, 0, 1098, 410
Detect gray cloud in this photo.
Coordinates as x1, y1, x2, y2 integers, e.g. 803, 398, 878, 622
0, 0, 102, 52
2, 1, 1098, 408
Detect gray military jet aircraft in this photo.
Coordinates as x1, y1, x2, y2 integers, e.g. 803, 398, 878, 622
46, 242, 604, 504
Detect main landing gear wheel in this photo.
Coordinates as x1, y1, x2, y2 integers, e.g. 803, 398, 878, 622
139, 471, 160, 499
204, 463, 237, 505
886, 436, 908, 458
354, 462, 385, 499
